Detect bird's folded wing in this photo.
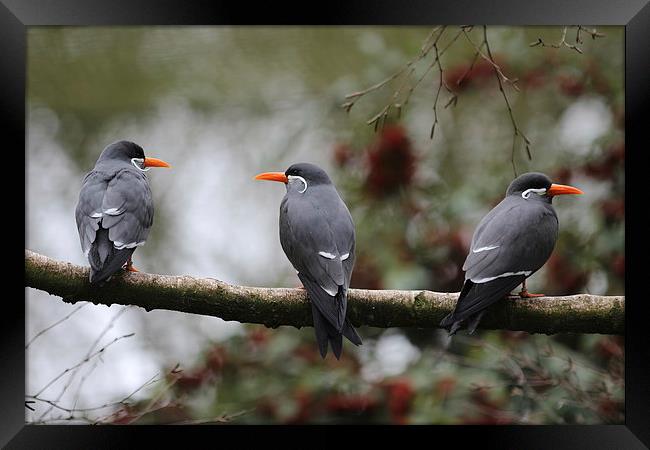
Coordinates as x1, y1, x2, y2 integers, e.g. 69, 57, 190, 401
75, 172, 110, 255
280, 197, 350, 329
100, 170, 154, 249
449, 276, 526, 322
463, 198, 555, 282
330, 200, 356, 286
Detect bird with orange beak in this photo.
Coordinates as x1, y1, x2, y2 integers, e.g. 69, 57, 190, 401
440, 172, 583, 335
255, 163, 362, 359
75, 141, 171, 284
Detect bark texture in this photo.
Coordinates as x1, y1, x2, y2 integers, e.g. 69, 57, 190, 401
25, 250, 624, 335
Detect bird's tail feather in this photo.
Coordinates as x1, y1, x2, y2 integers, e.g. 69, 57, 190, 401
311, 304, 330, 358
310, 304, 361, 359
311, 304, 343, 359
88, 227, 134, 284
440, 280, 475, 333
342, 319, 362, 346
466, 310, 487, 335
441, 276, 525, 335
299, 273, 362, 358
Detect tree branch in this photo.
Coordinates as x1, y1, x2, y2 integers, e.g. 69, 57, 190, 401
25, 250, 624, 335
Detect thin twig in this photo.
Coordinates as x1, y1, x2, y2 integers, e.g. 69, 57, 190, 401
343, 26, 443, 111
370, 27, 466, 131
481, 26, 531, 176
433, 43, 458, 138
27, 371, 161, 417
430, 44, 443, 139
530, 26, 604, 53
170, 409, 252, 425
34, 332, 135, 399
455, 41, 484, 87
402, 27, 463, 109
35, 306, 132, 421
71, 358, 100, 412
366, 26, 448, 130
26, 303, 88, 349
462, 27, 520, 91
112, 374, 182, 424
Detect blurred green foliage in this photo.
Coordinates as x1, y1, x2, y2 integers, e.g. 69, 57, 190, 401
106, 327, 623, 425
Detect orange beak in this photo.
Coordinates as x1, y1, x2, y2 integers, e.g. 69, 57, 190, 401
547, 183, 583, 196
254, 171, 288, 183
143, 157, 171, 168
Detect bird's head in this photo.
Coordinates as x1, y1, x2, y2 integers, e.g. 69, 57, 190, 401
506, 172, 583, 202
254, 162, 332, 194
96, 141, 171, 171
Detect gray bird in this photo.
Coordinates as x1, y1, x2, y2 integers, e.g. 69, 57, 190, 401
255, 163, 362, 359
75, 141, 170, 284
440, 172, 583, 335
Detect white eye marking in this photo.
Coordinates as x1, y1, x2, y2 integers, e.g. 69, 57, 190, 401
131, 158, 150, 172
113, 240, 147, 250
319, 251, 336, 259
90, 212, 103, 218
471, 270, 532, 283
472, 245, 499, 253
522, 188, 547, 199
103, 207, 125, 216
288, 175, 307, 193
319, 285, 338, 296
341, 253, 350, 261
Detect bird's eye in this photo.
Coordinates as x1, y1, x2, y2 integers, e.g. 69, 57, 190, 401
521, 187, 547, 199
131, 158, 150, 172
287, 174, 308, 193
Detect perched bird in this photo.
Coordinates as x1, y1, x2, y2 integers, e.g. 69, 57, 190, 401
440, 172, 583, 335
75, 141, 170, 284
255, 163, 362, 359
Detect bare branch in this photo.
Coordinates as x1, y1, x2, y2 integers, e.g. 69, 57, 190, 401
169, 409, 252, 425
345, 26, 463, 129
481, 26, 531, 176
26, 302, 88, 349
25, 250, 624, 335
429, 42, 458, 140
462, 27, 520, 91
27, 369, 164, 424
33, 332, 135, 398
456, 40, 484, 87
343, 27, 443, 110
34, 305, 131, 421
366, 26, 448, 130
530, 26, 605, 53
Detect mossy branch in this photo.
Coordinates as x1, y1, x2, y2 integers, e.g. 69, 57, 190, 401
25, 250, 624, 335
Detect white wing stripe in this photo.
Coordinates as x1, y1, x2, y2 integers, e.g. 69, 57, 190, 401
318, 251, 336, 259
319, 285, 338, 296
341, 253, 350, 261
471, 270, 532, 284
472, 245, 500, 253
104, 207, 125, 216
113, 240, 146, 250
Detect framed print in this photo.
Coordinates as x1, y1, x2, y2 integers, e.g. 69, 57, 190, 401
7, 0, 649, 448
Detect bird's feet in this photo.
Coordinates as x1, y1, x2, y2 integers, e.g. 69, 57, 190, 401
124, 259, 139, 273
518, 289, 544, 298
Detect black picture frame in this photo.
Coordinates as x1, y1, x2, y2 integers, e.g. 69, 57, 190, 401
8, 0, 648, 448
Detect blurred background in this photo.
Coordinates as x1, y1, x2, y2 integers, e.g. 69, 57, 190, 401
26, 26, 624, 424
